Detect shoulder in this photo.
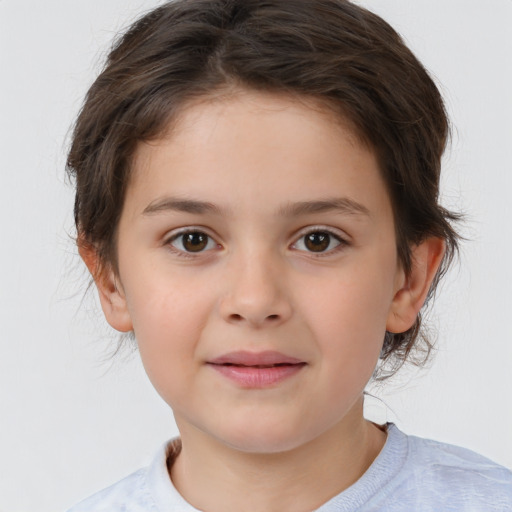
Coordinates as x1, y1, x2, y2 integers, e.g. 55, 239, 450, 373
391, 426, 512, 510
406, 431, 512, 481
65, 438, 190, 512
65, 467, 154, 512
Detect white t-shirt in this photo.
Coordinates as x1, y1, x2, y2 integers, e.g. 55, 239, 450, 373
67, 424, 512, 511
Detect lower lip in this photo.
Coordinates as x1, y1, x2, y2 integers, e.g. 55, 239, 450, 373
208, 363, 306, 388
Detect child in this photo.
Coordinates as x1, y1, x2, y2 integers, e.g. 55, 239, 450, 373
66, 0, 512, 510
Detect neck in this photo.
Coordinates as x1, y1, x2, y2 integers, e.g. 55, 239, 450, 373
170, 401, 387, 512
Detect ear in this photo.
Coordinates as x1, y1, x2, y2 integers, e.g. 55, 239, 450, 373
386, 237, 445, 334
78, 238, 133, 333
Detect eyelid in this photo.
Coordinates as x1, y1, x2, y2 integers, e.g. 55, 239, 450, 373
162, 224, 350, 257
290, 225, 350, 255
164, 226, 221, 255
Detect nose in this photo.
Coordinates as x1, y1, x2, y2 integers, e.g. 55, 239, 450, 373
218, 249, 293, 328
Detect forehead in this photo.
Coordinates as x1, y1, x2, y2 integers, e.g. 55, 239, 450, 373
126, 90, 389, 220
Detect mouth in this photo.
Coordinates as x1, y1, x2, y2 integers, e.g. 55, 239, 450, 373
206, 351, 306, 388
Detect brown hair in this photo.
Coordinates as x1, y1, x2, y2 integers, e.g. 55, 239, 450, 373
67, 0, 460, 378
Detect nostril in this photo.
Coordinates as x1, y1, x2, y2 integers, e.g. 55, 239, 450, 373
227, 313, 281, 323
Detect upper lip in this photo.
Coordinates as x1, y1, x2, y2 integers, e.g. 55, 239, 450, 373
207, 351, 305, 367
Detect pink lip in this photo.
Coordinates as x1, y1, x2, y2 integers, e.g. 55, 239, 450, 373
207, 351, 306, 388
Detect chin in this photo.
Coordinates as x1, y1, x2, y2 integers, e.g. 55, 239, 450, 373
224, 435, 306, 455
212, 419, 318, 455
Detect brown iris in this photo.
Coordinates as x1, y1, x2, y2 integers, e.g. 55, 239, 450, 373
182, 232, 209, 252
304, 232, 331, 252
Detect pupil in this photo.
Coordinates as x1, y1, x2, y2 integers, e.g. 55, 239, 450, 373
183, 232, 207, 252
305, 232, 330, 252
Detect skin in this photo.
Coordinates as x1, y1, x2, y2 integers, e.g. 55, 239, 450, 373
82, 90, 444, 512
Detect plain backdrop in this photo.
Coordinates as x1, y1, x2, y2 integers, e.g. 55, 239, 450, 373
1, 1, 511, 510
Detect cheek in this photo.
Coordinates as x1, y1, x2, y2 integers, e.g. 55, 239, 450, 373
301, 260, 396, 367
125, 263, 205, 334
122, 272, 213, 386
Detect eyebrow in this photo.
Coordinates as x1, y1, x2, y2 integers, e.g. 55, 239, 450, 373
277, 198, 370, 217
142, 197, 223, 216
141, 196, 370, 218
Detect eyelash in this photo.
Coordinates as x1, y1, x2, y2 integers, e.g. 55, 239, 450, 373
164, 226, 349, 258
165, 228, 219, 258
291, 226, 349, 257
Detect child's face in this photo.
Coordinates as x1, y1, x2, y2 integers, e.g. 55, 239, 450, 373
102, 90, 408, 453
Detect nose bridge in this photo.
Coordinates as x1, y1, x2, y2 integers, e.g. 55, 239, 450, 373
219, 243, 292, 327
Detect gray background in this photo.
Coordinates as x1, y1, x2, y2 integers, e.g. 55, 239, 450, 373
1, 1, 511, 510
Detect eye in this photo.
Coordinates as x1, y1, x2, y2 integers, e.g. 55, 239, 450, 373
168, 230, 218, 253
292, 229, 345, 254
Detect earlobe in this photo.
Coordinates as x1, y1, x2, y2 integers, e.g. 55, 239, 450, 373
78, 239, 133, 333
386, 237, 445, 334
